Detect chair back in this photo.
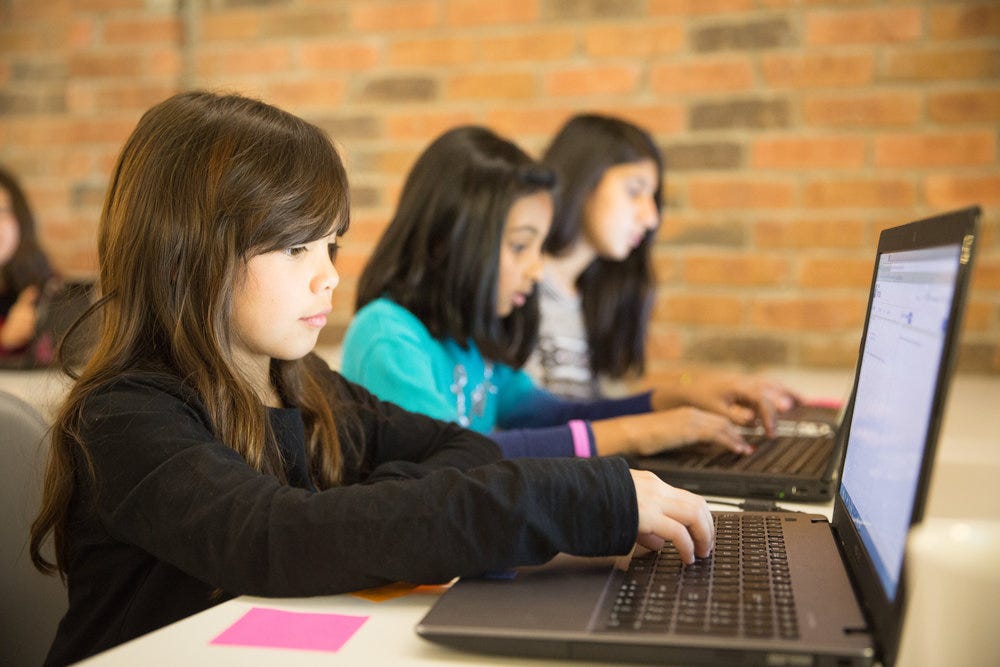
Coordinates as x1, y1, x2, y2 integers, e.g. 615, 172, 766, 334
0, 389, 67, 666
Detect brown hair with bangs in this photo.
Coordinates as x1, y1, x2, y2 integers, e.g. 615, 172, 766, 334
30, 91, 353, 577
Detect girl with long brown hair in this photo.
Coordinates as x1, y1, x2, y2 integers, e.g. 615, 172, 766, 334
29, 92, 714, 665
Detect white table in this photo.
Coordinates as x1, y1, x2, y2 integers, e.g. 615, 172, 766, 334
70, 369, 1000, 665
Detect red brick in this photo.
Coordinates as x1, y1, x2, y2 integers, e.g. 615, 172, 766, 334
196, 45, 292, 78
69, 18, 95, 48
930, 4, 1000, 40
299, 42, 380, 72
545, 66, 641, 97
687, 179, 796, 210
750, 297, 867, 331
886, 47, 1000, 82
590, 104, 686, 136
480, 30, 577, 62
76, 0, 143, 11
93, 82, 180, 112
874, 131, 996, 168
681, 253, 790, 286
753, 218, 867, 250
806, 8, 922, 45
351, 1, 439, 31
650, 60, 754, 94
803, 179, 916, 209
798, 257, 874, 289
265, 79, 347, 112
644, 326, 684, 365
925, 175, 1000, 208
377, 149, 423, 176
264, 9, 347, 38
652, 251, 683, 284
803, 92, 922, 127
446, 0, 537, 26
648, 0, 753, 14
384, 111, 478, 141
200, 10, 263, 41
655, 293, 745, 326
963, 301, 995, 333
69, 117, 137, 145
345, 216, 392, 246
388, 37, 478, 67
447, 72, 537, 100
929, 89, 1000, 123
102, 17, 182, 45
971, 257, 1000, 291
799, 337, 865, 369
485, 107, 580, 139
1, 24, 70, 51
751, 137, 867, 169
331, 247, 369, 283
5, 0, 77, 20
583, 23, 684, 58
70, 51, 144, 78
146, 47, 182, 78
2, 118, 75, 147
760, 54, 874, 88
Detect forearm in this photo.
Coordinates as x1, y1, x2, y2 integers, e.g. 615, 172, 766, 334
588, 412, 673, 457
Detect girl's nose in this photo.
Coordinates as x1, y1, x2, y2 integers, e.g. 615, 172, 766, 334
314, 261, 340, 293
640, 195, 659, 230
528, 251, 545, 283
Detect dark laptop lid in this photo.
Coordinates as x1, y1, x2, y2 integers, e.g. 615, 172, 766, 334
830, 206, 979, 666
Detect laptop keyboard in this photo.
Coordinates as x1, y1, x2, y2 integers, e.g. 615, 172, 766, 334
669, 420, 836, 477
603, 513, 799, 640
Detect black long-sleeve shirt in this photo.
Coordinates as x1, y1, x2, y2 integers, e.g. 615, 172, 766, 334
46, 356, 637, 665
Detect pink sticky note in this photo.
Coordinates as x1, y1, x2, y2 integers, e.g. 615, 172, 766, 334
211, 607, 368, 653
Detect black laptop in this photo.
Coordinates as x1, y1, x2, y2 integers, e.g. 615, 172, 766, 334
416, 206, 979, 666
632, 399, 847, 502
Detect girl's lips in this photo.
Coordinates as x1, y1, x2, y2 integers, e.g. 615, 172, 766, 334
302, 313, 328, 328
511, 293, 526, 308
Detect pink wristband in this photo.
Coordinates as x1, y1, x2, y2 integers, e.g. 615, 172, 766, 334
568, 420, 591, 458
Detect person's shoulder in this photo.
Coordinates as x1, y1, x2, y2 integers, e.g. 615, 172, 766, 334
88, 368, 197, 405
349, 297, 432, 343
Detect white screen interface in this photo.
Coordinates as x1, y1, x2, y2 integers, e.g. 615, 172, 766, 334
839, 243, 961, 601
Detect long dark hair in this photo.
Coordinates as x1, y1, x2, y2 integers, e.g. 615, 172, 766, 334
0, 165, 54, 295
31, 91, 353, 577
356, 125, 555, 368
542, 114, 663, 378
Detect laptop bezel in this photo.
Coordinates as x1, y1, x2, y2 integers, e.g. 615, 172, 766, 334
828, 205, 980, 666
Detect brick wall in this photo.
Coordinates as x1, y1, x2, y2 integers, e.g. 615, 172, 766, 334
2, 0, 998, 374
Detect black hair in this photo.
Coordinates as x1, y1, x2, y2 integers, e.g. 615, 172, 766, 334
356, 126, 555, 367
542, 114, 663, 378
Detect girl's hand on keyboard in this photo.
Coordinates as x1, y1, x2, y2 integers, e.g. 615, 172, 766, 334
629, 469, 714, 564
591, 407, 753, 457
649, 372, 800, 436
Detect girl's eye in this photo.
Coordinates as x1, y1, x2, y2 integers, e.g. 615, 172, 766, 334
327, 242, 339, 263
509, 243, 527, 254
284, 246, 307, 257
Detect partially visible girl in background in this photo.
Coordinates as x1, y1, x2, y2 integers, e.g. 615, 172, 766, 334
0, 166, 57, 366
527, 114, 797, 424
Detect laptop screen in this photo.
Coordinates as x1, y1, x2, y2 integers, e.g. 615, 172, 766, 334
839, 243, 962, 601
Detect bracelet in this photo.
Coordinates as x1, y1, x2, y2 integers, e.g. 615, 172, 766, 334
568, 419, 591, 458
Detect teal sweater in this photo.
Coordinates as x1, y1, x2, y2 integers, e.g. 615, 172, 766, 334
342, 298, 652, 458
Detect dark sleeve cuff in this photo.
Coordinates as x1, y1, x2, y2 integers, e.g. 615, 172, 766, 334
490, 425, 577, 459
